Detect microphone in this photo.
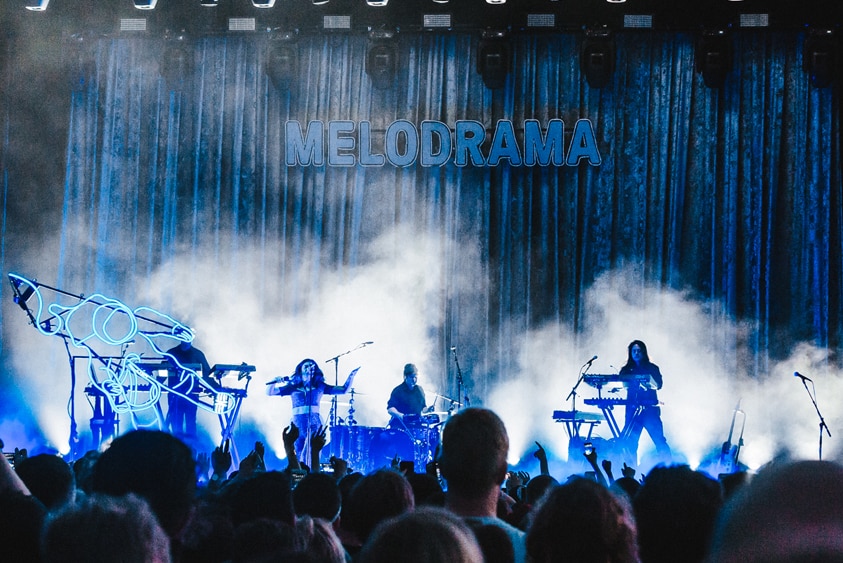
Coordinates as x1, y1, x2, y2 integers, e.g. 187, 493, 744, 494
585, 355, 597, 366
794, 371, 812, 382
266, 375, 293, 386
362, 341, 374, 345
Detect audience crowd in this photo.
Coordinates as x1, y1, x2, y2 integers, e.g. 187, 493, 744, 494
2, 408, 842, 563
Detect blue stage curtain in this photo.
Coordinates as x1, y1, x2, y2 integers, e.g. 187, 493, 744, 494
45, 30, 841, 389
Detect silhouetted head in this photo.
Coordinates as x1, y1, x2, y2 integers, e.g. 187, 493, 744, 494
91, 430, 196, 538
438, 407, 509, 498
293, 472, 342, 522
359, 506, 484, 563
527, 478, 638, 563
15, 453, 76, 510
41, 493, 171, 563
634, 464, 722, 563
226, 471, 295, 527
345, 469, 414, 543
709, 460, 843, 563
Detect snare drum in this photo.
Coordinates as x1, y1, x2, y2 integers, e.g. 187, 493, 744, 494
414, 425, 441, 469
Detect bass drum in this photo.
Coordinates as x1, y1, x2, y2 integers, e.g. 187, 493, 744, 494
367, 428, 415, 473
329, 425, 378, 469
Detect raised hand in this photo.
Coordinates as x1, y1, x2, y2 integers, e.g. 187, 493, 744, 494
283, 423, 300, 450
239, 442, 266, 477
13, 447, 28, 467
329, 455, 349, 479
311, 425, 328, 452
253, 441, 266, 471
212, 440, 232, 470
533, 441, 547, 463
209, 440, 232, 487
534, 441, 549, 475
602, 459, 614, 483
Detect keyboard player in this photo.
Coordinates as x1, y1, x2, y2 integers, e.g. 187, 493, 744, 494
619, 340, 671, 461
165, 339, 212, 442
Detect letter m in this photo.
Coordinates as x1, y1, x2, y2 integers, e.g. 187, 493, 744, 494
286, 121, 324, 166
524, 119, 564, 166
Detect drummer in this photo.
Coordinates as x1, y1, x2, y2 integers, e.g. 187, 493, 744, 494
387, 363, 431, 428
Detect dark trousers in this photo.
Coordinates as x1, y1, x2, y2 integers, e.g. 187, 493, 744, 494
168, 394, 198, 439
624, 405, 671, 460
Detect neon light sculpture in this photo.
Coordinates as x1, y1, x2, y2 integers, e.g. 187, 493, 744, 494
7, 273, 243, 446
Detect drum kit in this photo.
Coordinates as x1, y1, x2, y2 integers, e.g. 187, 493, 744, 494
326, 390, 455, 473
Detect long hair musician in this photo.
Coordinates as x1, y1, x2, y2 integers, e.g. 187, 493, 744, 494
619, 340, 671, 463
267, 358, 357, 462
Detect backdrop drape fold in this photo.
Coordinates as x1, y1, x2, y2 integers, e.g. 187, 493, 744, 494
1, 30, 840, 447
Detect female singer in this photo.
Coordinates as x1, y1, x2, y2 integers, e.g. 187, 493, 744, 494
267, 358, 357, 462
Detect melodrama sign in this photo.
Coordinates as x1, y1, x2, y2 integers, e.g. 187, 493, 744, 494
285, 119, 602, 168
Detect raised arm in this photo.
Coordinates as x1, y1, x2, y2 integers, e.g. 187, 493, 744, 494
1, 449, 31, 496
282, 423, 302, 471
266, 379, 297, 397
327, 367, 359, 395
533, 441, 550, 476
309, 425, 328, 472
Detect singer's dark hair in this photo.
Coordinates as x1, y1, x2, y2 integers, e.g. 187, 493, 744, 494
294, 358, 325, 385
624, 340, 651, 368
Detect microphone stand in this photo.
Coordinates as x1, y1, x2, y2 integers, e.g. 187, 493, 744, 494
567, 357, 596, 415
796, 374, 831, 460
451, 347, 468, 410
325, 342, 371, 428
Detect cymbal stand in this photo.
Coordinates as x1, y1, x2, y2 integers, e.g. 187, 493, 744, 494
796, 373, 831, 460
347, 389, 357, 425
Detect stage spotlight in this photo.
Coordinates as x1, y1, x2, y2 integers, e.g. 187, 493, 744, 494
366, 30, 398, 90
251, 0, 276, 6
477, 30, 510, 90
803, 29, 837, 88
580, 29, 614, 89
24, 0, 50, 11
133, 0, 158, 8
695, 29, 732, 88
199, 0, 219, 5
266, 35, 298, 92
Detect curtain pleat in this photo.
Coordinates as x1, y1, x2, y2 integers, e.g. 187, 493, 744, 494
42, 29, 842, 395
